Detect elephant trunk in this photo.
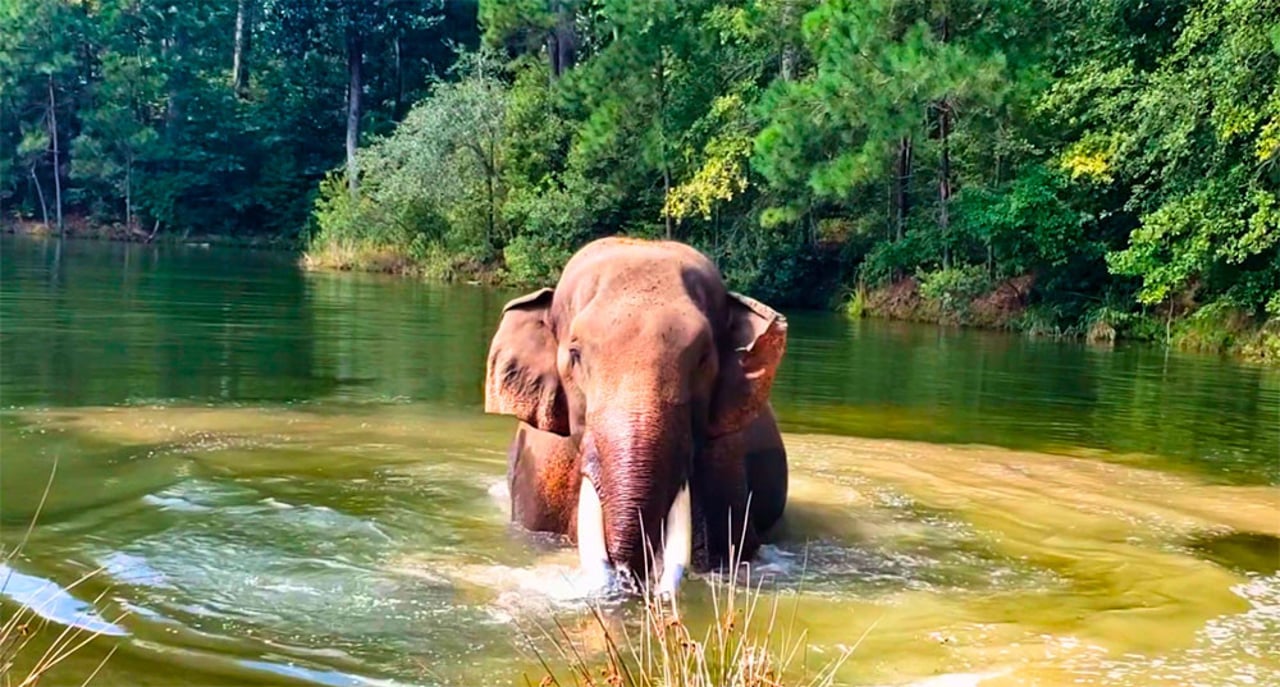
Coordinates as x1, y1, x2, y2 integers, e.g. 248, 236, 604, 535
587, 404, 694, 593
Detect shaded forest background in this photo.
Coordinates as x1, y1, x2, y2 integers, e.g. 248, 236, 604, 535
2, 0, 1278, 359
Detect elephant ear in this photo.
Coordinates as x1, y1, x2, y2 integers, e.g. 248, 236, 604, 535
708, 292, 787, 438
484, 288, 570, 435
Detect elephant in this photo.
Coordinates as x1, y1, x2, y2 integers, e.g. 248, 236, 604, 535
483, 236, 788, 597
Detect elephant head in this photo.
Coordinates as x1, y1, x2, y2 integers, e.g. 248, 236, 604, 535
484, 238, 787, 595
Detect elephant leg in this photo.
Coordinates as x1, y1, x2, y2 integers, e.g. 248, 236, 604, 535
507, 421, 580, 537
694, 429, 761, 570
742, 403, 787, 535
693, 403, 787, 570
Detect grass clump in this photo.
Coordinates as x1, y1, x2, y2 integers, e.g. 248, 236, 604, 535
520, 544, 867, 687
843, 282, 868, 319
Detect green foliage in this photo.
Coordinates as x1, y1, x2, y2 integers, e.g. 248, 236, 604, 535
6, 0, 1276, 355
308, 48, 509, 271
844, 282, 868, 318
478, 0, 553, 53
500, 173, 608, 282
917, 265, 993, 315
754, 0, 1010, 216
1083, 0, 1280, 320
953, 164, 1088, 275
0, 0, 474, 237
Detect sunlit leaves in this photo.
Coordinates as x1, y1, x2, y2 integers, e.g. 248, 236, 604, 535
1108, 175, 1279, 307
1060, 135, 1116, 183
1072, 0, 1280, 313
664, 94, 753, 223
664, 130, 751, 223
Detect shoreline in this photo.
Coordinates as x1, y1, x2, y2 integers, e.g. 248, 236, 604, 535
299, 239, 1280, 367
7, 223, 1276, 365
851, 275, 1280, 366
1, 219, 297, 251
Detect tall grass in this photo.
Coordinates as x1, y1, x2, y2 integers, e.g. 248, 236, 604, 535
1, 460, 123, 686
843, 281, 868, 320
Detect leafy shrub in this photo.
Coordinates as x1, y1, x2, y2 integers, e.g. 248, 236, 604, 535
307, 50, 509, 275
916, 265, 993, 316
499, 173, 609, 284
707, 225, 845, 308
502, 234, 578, 285
858, 229, 941, 287
954, 164, 1087, 276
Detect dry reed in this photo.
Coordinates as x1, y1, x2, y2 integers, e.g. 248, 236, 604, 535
1, 459, 124, 686
519, 510, 873, 687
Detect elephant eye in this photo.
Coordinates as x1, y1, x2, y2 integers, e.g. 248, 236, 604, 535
568, 347, 582, 368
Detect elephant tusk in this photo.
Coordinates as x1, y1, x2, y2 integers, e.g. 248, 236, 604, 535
657, 482, 692, 598
577, 476, 612, 590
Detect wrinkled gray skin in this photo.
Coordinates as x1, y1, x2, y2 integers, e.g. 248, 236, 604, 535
484, 237, 788, 594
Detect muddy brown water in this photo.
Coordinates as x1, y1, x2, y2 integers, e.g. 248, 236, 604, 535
1, 236, 1278, 686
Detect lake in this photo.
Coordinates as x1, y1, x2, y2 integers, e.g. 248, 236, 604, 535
1, 235, 1278, 687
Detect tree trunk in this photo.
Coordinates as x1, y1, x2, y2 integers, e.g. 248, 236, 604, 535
988, 146, 1000, 274
657, 50, 672, 239
166, 28, 187, 141
663, 167, 673, 239
233, 0, 252, 97
394, 32, 403, 116
48, 76, 63, 236
486, 138, 496, 249
30, 169, 49, 228
936, 13, 951, 270
895, 136, 912, 242
345, 24, 363, 198
780, 0, 797, 81
938, 99, 951, 270
548, 0, 577, 79
125, 157, 133, 229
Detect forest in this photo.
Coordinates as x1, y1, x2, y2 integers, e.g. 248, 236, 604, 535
2, 0, 1278, 360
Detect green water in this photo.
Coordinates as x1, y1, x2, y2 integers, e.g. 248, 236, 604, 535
1, 236, 1278, 687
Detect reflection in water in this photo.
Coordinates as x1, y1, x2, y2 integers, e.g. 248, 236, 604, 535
0, 565, 129, 637
777, 313, 1280, 485
1186, 532, 1280, 576
1, 236, 1278, 687
2, 236, 1276, 483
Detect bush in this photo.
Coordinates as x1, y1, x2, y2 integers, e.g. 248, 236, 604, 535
706, 224, 847, 309
306, 49, 510, 277
916, 265, 993, 317
859, 232, 928, 287
502, 234, 578, 285
499, 174, 609, 285
307, 172, 446, 274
